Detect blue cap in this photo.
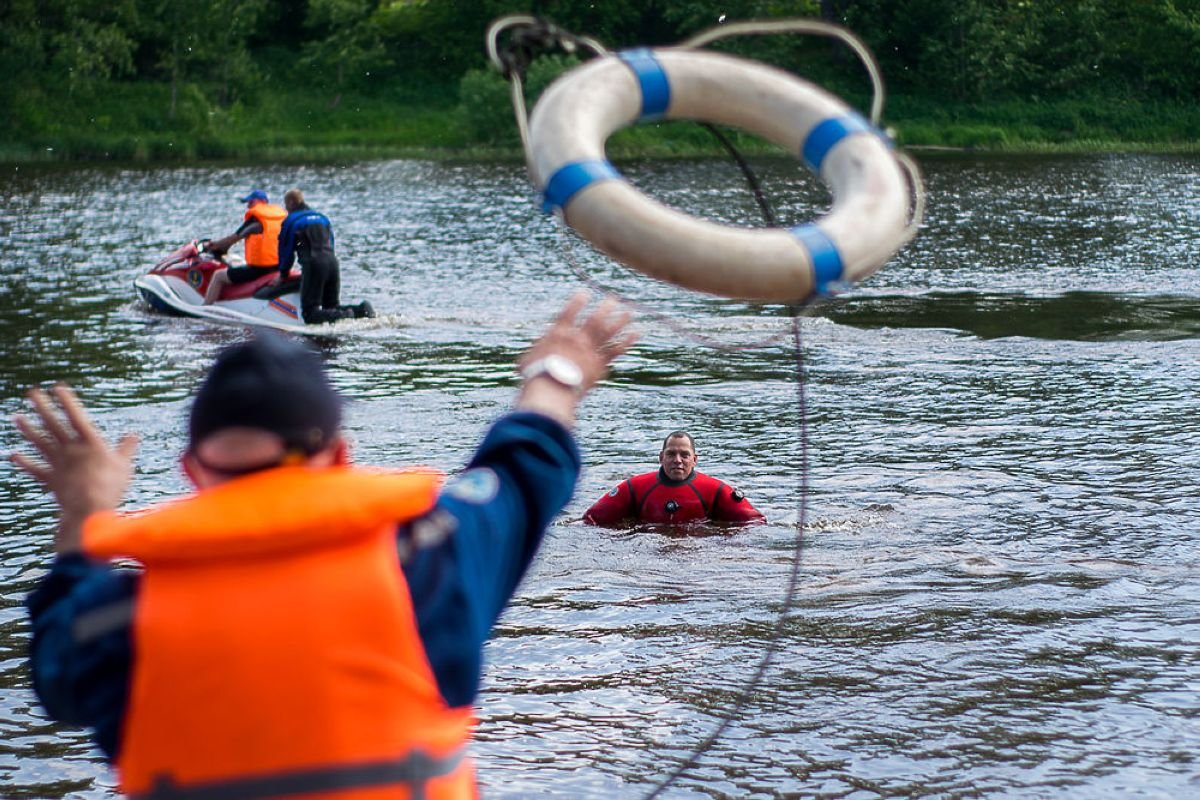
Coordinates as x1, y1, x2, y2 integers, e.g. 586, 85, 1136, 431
240, 189, 269, 204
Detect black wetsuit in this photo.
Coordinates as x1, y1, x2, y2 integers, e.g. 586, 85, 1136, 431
277, 204, 359, 324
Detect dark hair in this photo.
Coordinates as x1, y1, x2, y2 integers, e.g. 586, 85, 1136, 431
660, 430, 696, 453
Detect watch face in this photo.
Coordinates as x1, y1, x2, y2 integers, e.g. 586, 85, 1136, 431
544, 355, 583, 387
522, 354, 584, 390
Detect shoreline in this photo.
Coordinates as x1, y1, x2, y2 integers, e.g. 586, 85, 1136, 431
4, 95, 1199, 168
4, 140, 1195, 170
4, 138, 1198, 170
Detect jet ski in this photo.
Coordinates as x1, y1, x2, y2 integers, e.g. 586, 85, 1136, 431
134, 241, 308, 332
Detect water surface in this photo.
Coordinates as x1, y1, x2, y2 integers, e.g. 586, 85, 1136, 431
1, 152, 1197, 798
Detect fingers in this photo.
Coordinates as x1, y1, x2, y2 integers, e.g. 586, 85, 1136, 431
580, 295, 636, 355
25, 387, 72, 443
13, 384, 112, 468
13, 412, 55, 461
552, 290, 590, 330
596, 303, 634, 343
52, 384, 103, 445
117, 433, 141, 461
519, 293, 637, 405
604, 329, 641, 362
10, 450, 50, 485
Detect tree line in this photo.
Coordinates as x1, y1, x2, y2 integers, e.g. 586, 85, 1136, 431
3, 0, 1198, 151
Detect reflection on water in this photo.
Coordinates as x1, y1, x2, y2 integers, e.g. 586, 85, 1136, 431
1, 153, 1198, 798
822, 291, 1200, 341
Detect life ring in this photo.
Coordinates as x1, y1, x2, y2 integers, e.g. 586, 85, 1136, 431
528, 49, 913, 303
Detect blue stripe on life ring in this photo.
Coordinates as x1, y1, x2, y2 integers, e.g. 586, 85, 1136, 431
790, 223, 845, 295
618, 49, 671, 121
802, 113, 874, 172
541, 159, 622, 214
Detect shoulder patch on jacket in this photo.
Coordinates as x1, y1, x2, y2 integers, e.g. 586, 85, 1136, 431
443, 468, 500, 505
397, 507, 458, 562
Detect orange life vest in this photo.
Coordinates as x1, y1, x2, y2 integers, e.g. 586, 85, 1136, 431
82, 466, 480, 800
243, 202, 287, 267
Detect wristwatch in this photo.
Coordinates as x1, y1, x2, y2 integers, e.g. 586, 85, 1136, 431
521, 354, 584, 392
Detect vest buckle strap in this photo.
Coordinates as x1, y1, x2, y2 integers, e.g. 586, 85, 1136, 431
135, 747, 468, 800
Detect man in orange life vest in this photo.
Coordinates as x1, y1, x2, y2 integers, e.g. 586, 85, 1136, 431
584, 430, 766, 526
12, 292, 636, 799
202, 188, 288, 305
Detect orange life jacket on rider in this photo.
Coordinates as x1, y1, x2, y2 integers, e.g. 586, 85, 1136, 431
243, 202, 287, 268
82, 466, 479, 800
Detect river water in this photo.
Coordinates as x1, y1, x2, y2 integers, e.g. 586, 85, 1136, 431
0, 152, 1197, 798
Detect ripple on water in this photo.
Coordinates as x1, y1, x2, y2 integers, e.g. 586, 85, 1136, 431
1, 155, 1199, 798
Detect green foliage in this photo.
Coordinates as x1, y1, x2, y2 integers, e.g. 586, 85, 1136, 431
1105, 0, 1200, 97
458, 68, 517, 146
206, 0, 272, 103
377, 0, 531, 78
457, 53, 580, 146
0, 0, 140, 99
3, 0, 1200, 161
524, 54, 582, 100
141, 0, 270, 118
301, 0, 389, 99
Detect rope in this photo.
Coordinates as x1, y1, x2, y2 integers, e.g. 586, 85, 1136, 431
641, 314, 810, 800
549, 136, 807, 794
488, 14, 919, 796
485, 16, 608, 167
678, 18, 887, 127
548, 130, 813, 799
680, 18, 926, 243
556, 225, 807, 352
699, 123, 778, 228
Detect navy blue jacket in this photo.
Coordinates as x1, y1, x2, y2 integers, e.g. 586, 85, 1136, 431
26, 411, 580, 762
276, 204, 336, 278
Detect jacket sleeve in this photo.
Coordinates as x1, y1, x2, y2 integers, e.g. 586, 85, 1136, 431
712, 484, 767, 524
276, 216, 296, 276
25, 553, 139, 763
582, 480, 634, 526
398, 411, 581, 708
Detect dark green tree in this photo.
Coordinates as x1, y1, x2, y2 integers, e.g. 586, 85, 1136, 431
302, 0, 389, 106
146, 0, 268, 118
0, 0, 139, 95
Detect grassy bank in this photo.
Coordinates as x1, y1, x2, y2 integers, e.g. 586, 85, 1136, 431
887, 95, 1200, 153
3, 79, 1199, 165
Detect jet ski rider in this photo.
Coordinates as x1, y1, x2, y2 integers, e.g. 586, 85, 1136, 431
201, 189, 287, 305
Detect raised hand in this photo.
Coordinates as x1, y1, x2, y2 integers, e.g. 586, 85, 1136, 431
11, 385, 139, 554
516, 291, 639, 426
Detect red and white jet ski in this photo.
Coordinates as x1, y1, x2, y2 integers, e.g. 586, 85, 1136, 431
134, 241, 307, 331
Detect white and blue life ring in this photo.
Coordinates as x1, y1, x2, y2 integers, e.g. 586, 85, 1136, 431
528, 48, 913, 303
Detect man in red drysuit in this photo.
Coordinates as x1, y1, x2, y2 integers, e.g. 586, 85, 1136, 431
583, 430, 766, 526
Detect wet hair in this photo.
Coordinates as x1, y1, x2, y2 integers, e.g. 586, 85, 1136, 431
660, 430, 696, 453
